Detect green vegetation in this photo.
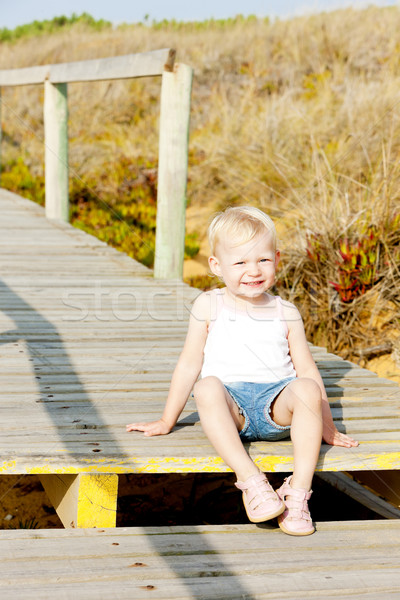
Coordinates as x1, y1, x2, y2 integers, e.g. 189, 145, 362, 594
1, 158, 45, 205
0, 13, 111, 43
279, 208, 400, 353
69, 162, 199, 267
0, 11, 263, 43
8, 517, 39, 529
148, 14, 267, 31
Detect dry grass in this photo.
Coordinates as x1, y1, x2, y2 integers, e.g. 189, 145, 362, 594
1, 7, 399, 361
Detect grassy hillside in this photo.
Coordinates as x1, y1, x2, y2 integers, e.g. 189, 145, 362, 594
0, 8, 399, 373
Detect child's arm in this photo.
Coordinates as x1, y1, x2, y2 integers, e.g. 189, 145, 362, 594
285, 302, 359, 448
126, 292, 209, 437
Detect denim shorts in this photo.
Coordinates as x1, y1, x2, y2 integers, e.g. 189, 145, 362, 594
224, 378, 296, 442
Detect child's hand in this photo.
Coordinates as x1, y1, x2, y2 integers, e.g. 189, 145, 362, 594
126, 418, 172, 437
323, 426, 359, 448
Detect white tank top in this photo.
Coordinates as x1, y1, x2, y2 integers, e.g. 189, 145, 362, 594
201, 291, 296, 384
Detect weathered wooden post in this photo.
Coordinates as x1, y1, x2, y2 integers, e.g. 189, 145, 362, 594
154, 63, 193, 279
39, 473, 119, 528
44, 80, 69, 221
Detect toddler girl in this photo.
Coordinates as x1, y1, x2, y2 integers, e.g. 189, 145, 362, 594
127, 206, 358, 535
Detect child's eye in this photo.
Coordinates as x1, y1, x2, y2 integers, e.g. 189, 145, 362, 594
260, 258, 270, 263
234, 261, 245, 266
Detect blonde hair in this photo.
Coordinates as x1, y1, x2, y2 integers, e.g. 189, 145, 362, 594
208, 206, 277, 255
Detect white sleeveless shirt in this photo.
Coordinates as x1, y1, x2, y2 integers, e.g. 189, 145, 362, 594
201, 291, 296, 384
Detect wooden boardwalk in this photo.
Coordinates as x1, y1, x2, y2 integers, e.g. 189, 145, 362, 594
1, 521, 400, 598
0, 189, 399, 526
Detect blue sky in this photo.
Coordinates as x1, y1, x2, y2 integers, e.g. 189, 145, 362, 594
0, 0, 397, 29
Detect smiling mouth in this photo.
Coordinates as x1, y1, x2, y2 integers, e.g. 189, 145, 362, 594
242, 281, 264, 286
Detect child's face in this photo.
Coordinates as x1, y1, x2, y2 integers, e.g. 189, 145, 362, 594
209, 231, 280, 302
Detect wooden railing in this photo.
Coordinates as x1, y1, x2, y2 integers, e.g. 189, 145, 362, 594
0, 49, 193, 279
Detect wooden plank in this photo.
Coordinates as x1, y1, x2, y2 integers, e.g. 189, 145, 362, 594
50, 49, 176, 83
351, 470, 400, 508
0, 50, 175, 87
0, 522, 400, 599
316, 471, 400, 518
0, 64, 50, 86
0, 441, 399, 474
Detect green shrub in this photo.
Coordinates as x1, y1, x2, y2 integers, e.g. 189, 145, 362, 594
1, 158, 45, 205
0, 13, 111, 43
8, 517, 39, 529
278, 210, 400, 354
306, 227, 380, 303
68, 158, 200, 268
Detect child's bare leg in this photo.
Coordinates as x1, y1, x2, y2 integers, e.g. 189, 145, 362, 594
271, 378, 323, 490
193, 376, 259, 481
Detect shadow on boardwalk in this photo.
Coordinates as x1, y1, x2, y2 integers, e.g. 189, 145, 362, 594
0, 277, 255, 599
0, 278, 120, 461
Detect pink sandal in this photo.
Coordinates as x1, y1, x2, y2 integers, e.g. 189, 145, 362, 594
235, 472, 285, 523
276, 475, 315, 536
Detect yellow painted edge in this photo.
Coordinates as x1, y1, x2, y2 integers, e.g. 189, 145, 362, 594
1, 451, 400, 475
374, 453, 400, 470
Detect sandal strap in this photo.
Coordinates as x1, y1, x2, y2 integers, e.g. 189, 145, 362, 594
235, 473, 278, 510
278, 477, 313, 521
